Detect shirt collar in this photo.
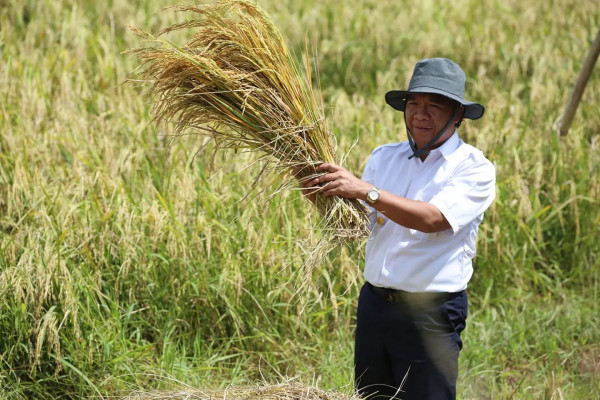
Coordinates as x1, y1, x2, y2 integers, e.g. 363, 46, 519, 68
436, 131, 461, 159
401, 131, 461, 160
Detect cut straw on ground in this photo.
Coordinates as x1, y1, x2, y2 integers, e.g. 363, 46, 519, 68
124, 0, 370, 241
120, 381, 362, 400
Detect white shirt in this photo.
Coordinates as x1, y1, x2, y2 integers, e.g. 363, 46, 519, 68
361, 132, 496, 293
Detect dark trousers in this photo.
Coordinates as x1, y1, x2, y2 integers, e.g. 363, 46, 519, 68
354, 282, 468, 400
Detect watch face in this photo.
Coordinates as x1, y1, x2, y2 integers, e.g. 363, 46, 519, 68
368, 189, 379, 202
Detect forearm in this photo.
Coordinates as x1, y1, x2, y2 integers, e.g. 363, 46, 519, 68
308, 163, 450, 233
369, 189, 451, 233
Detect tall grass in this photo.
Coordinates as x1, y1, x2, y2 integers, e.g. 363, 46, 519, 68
1, 0, 599, 399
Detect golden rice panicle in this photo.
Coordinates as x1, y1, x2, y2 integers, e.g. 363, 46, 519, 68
125, 0, 370, 240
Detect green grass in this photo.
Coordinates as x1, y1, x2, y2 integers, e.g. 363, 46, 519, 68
1, 0, 599, 399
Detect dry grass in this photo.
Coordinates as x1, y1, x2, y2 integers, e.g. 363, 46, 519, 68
121, 381, 360, 400
124, 0, 370, 240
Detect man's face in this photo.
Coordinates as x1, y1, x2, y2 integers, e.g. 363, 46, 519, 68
405, 93, 461, 149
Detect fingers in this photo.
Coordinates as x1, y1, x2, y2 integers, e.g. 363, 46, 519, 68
293, 166, 322, 204
316, 173, 343, 198
298, 174, 320, 190
293, 162, 350, 202
315, 163, 346, 183
316, 162, 341, 173
316, 163, 330, 172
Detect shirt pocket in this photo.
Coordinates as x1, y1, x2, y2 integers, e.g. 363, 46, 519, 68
369, 212, 390, 240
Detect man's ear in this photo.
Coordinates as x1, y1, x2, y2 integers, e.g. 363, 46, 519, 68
455, 106, 465, 127
458, 106, 465, 122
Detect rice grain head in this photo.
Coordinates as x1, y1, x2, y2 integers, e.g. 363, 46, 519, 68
124, 0, 370, 241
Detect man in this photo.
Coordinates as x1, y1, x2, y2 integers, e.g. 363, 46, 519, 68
300, 58, 496, 399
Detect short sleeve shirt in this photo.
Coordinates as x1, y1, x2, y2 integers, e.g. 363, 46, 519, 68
361, 132, 496, 292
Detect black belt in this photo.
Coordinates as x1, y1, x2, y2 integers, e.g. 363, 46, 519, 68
367, 282, 454, 303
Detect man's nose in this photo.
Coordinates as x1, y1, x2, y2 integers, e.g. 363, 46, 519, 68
414, 106, 430, 119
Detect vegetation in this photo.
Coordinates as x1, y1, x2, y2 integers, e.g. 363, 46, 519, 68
125, 1, 369, 240
0, 0, 598, 399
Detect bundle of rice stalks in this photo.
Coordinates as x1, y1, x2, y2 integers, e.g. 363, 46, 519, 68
121, 381, 361, 400
125, 0, 370, 240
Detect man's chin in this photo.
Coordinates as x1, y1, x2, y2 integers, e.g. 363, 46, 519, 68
411, 128, 434, 136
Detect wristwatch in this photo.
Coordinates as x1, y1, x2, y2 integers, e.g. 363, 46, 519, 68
366, 187, 381, 204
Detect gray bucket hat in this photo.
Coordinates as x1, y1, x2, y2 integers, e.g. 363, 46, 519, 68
385, 58, 484, 120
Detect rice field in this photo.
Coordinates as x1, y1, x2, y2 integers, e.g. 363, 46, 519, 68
1, 0, 599, 398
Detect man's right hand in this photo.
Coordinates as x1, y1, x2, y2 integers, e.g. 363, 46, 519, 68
293, 166, 320, 204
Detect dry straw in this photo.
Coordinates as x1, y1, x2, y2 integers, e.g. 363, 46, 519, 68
124, 0, 370, 241
121, 381, 361, 400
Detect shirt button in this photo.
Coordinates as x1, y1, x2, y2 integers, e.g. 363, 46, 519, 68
377, 216, 385, 225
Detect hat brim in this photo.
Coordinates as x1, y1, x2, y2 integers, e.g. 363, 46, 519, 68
385, 88, 485, 120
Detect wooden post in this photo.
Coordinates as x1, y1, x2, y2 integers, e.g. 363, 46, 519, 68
554, 27, 600, 136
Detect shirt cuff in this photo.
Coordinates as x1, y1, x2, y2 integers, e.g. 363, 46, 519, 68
429, 198, 459, 235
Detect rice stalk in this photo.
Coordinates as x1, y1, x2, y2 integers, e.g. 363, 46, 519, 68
124, 0, 370, 240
